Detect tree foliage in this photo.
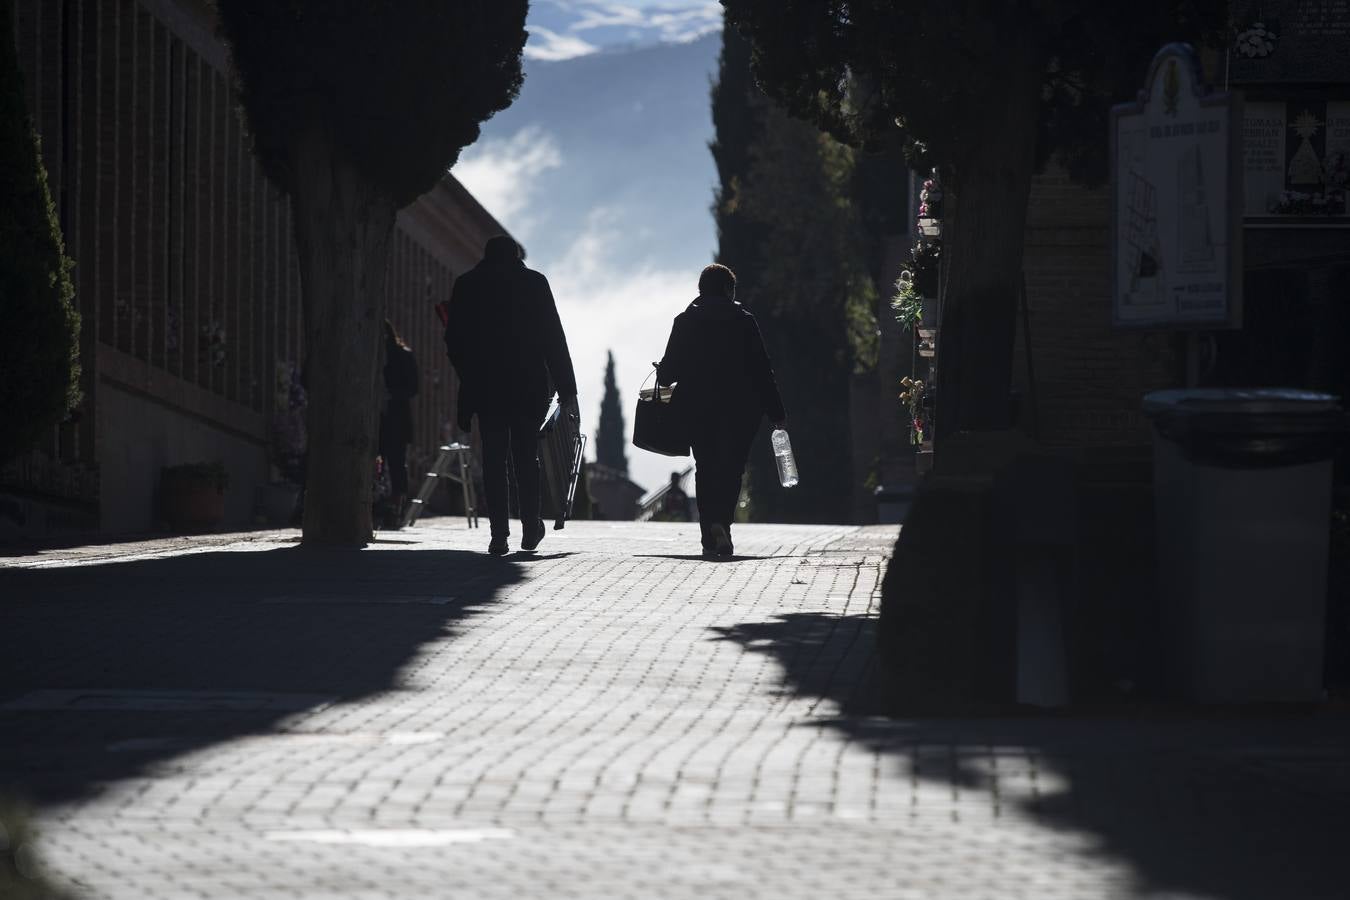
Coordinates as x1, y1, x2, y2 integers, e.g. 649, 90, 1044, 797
214, 1, 526, 207
596, 350, 628, 475
0, 1, 80, 461
712, 22, 876, 524
723, 0, 1227, 437
723, 0, 1225, 181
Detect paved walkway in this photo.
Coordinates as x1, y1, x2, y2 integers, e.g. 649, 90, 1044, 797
1, 521, 1346, 899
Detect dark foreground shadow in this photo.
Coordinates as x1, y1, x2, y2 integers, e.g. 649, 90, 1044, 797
0, 547, 522, 809
510, 551, 577, 562
714, 613, 1350, 900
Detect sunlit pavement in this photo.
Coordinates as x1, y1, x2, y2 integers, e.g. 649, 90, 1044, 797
2, 520, 1346, 899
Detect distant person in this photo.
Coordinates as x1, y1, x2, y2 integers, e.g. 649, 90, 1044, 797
445, 235, 578, 555
656, 264, 785, 558
379, 319, 419, 528
653, 471, 691, 522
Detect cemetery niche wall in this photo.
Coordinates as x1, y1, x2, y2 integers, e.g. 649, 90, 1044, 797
1219, 0, 1350, 406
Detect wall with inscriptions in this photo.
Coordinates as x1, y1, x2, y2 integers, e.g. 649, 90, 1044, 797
1231, 0, 1350, 83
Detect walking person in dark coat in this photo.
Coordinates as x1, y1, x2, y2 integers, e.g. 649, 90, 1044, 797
656, 264, 785, 558
445, 235, 579, 555
379, 319, 419, 528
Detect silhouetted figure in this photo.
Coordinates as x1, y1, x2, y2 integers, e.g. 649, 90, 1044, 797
379, 319, 419, 528
657, 264, 785, 558
445, 235, 578, 555
654, 471, 691, 522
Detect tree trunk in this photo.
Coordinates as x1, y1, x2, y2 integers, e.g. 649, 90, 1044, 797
935, 46, 1044, 442
292, 128, 397, 547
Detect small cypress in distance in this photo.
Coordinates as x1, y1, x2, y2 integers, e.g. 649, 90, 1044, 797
0, 0, 81, 462
596, 351, 628, 477
212, 1, 527, 546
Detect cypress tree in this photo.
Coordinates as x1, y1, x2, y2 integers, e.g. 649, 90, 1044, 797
711, 19, 875, 524
0, 0, 81, 461
595, 351, 627, 476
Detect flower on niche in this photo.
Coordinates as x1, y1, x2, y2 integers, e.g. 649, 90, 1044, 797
1235, 22, 1277, 58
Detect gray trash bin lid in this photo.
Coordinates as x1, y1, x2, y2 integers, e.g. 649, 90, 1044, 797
1143, 388, 1340, 415
1143, 389, 1347, 467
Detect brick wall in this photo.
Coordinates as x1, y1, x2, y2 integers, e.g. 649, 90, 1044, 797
1016, 166, 1179, 449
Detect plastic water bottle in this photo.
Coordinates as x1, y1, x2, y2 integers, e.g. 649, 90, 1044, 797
772, 428, 799, 488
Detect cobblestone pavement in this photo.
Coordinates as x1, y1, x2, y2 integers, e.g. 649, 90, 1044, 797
2, 520, 1347, 899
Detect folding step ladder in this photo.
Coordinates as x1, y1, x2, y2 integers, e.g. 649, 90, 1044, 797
402, 442, 478, 529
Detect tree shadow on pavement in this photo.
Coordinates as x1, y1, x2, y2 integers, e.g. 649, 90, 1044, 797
0, 547, 522, 810
633, 554, 797, 562
713, 613, 1350, 900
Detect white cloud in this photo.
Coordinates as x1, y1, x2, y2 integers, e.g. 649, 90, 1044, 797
525, 26, 600, 62
532, 1, 721, 54
452, 127, 563, 240
545, 209, 698, 494
644, 5, 722, 43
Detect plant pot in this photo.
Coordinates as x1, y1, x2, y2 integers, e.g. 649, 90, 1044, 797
917, 217, 942, 237
160, 469, 226, 532
256, 482, 300, 526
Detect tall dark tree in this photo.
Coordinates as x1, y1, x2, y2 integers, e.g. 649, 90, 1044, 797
213, 1, 526, 545
596, 350, 627, 476
712, 22, 876, 524
1, 0, 80, 462
723, 0, 1226, 439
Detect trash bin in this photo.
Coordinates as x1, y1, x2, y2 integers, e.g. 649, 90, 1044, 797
1143, 389, 1347, 702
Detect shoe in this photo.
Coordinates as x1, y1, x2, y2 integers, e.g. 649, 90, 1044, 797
521, 518, 546, 552
488, 536, 509, 556
709, 524, 733, 558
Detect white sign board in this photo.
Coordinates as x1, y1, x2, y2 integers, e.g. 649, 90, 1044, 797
1111, 44, 1243, 329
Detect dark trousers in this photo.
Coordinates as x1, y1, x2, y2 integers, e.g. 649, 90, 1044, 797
381, 441, 409, 498
691, 417, 758, 548
479, 413, 541, 538
379, 410, 411, 499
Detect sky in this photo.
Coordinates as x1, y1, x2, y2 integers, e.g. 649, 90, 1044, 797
523, 0, 721, 61
453, 2, 722, 495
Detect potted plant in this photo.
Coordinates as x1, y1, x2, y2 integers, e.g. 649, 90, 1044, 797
890, 272, 924, 333
916, 175, 943, 236
160, 461, 228, 532
909, 238, 941, 297
899, 377, 928, 446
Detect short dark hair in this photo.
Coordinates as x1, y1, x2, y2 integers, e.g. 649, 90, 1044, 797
484, 234, 522, 262
698, 263, 736, 297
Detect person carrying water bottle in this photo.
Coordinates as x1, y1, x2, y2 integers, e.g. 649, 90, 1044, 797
656, 264, 786, 559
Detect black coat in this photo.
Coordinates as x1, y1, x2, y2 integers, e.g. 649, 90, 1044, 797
445, 256, 578, 423
379, 342, 419, 448
657, 294, 785, 429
